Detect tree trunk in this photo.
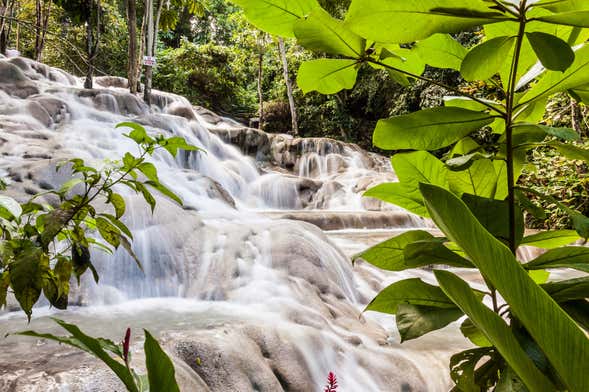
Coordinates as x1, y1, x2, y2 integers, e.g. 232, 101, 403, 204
0, 0, 12, 55
126, 0, 138, 93
257, 51, 264, 130
34, 0, 42, 61
84, 0, 100, 89
143, 0, 154, 104
136, 11, 146, 92
152, 0, 162, 55
278, 38, 298, 136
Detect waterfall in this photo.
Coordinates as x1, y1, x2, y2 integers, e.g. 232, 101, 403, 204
0, 56, 463, 392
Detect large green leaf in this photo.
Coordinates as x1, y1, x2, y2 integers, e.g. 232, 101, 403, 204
524, 246, 589, 273
364, 182, 429, 217
373, 107, 494, 151
434, 270, 554, 391
9, 244, 47, 320
365, 278, 457, 314
396, 303, 463, 342
365, 151, 449, 217
354, 230, 434, 270
535, 0, 589, 12
230, 0, 319, 37
421, 183, 589, 391
297, 59, 359, 94
520, 43, 589, 105
549, 141, 589, 161
345, 0, 508, 43
536, 11, 589, 27
403, 240, 473, 268
520, 230, 580, 248
526, 32, 575, 72
414, 34, 467, 70
294, 7, 365, 57
541, 277, 589, 303
460, 36, 516, 81
461, 194, 524, 246
145, 330, 180, 392
18, 319, 139, 392
561, 300, 589, 331
447, 159, 500, 199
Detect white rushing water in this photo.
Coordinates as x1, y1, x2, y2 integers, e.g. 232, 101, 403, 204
0, 56, 467, 392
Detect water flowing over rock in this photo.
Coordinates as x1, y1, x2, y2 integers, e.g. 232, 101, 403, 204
0, 57, 462, 392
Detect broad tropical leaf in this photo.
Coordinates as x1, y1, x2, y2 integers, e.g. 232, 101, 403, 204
230, 0, 319, 37
373, 107, 494, 151
524, 246, 589, 272
421, 183, 589, 392
526, 32, 575, 72
461, 36, 516, 81
435, 270, 554, 391
297, 59, 359, 94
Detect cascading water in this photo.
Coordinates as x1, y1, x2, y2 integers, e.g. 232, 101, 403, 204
0, 56, 467, 391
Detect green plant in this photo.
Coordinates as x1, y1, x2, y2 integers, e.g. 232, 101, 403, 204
1, 122, 199, 391
232, 0, 589, 389
18, 319, 180, 392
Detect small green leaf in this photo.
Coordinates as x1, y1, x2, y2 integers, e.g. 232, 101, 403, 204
0, 271, 10, 308
450, 347, 497, 392
461, 36, 516, 81
108, 193, 126, 219
297, 59, 359, 94
144, 181, 182, 206
59, 178, 84, 195
95, 217, 121, 249
373, 107, 494, 151
135, 183, 156, 212
460, 318, 491, 347
8, 245, 48, 321
0, 195, 22, 220
144, 330, 180, 392
526, 32, 575, 72
120, 236, 143, 273
118, 122, 149, 144
137, 162, 159, 183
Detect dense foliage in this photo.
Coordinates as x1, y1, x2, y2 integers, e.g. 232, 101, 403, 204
233, 0, 589, 390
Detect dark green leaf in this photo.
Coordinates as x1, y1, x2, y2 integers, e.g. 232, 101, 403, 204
541, 276, 589, 302
366, 278, 458, 315
144, 181, 182, 206
450, 347, 496, 392
526, 32, 575, 72
403, 240, 473, 268
373, 107, 494, 151
18, 319, 139, 392
120, 236, 143, 273
95, 217, 121, 249
118, 122, 149, 144
524, 246, 589, 273
460, 318, 491, 347
461, 194, 524, 246
421, 183, 589, 391
9, 245, 47, 321
396, 303, 463, 342
435, 270, 554, 391
144, 330, 180, 392
0, 271, 10, 308
134, 183, 156, 212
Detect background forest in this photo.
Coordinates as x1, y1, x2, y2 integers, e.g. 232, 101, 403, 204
2, 0, 589, 229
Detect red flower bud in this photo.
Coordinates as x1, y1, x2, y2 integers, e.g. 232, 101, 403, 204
324, 371, 338, 392
123, 328, 131, 364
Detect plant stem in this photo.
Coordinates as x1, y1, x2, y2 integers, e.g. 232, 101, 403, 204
504, 2, 528, 255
